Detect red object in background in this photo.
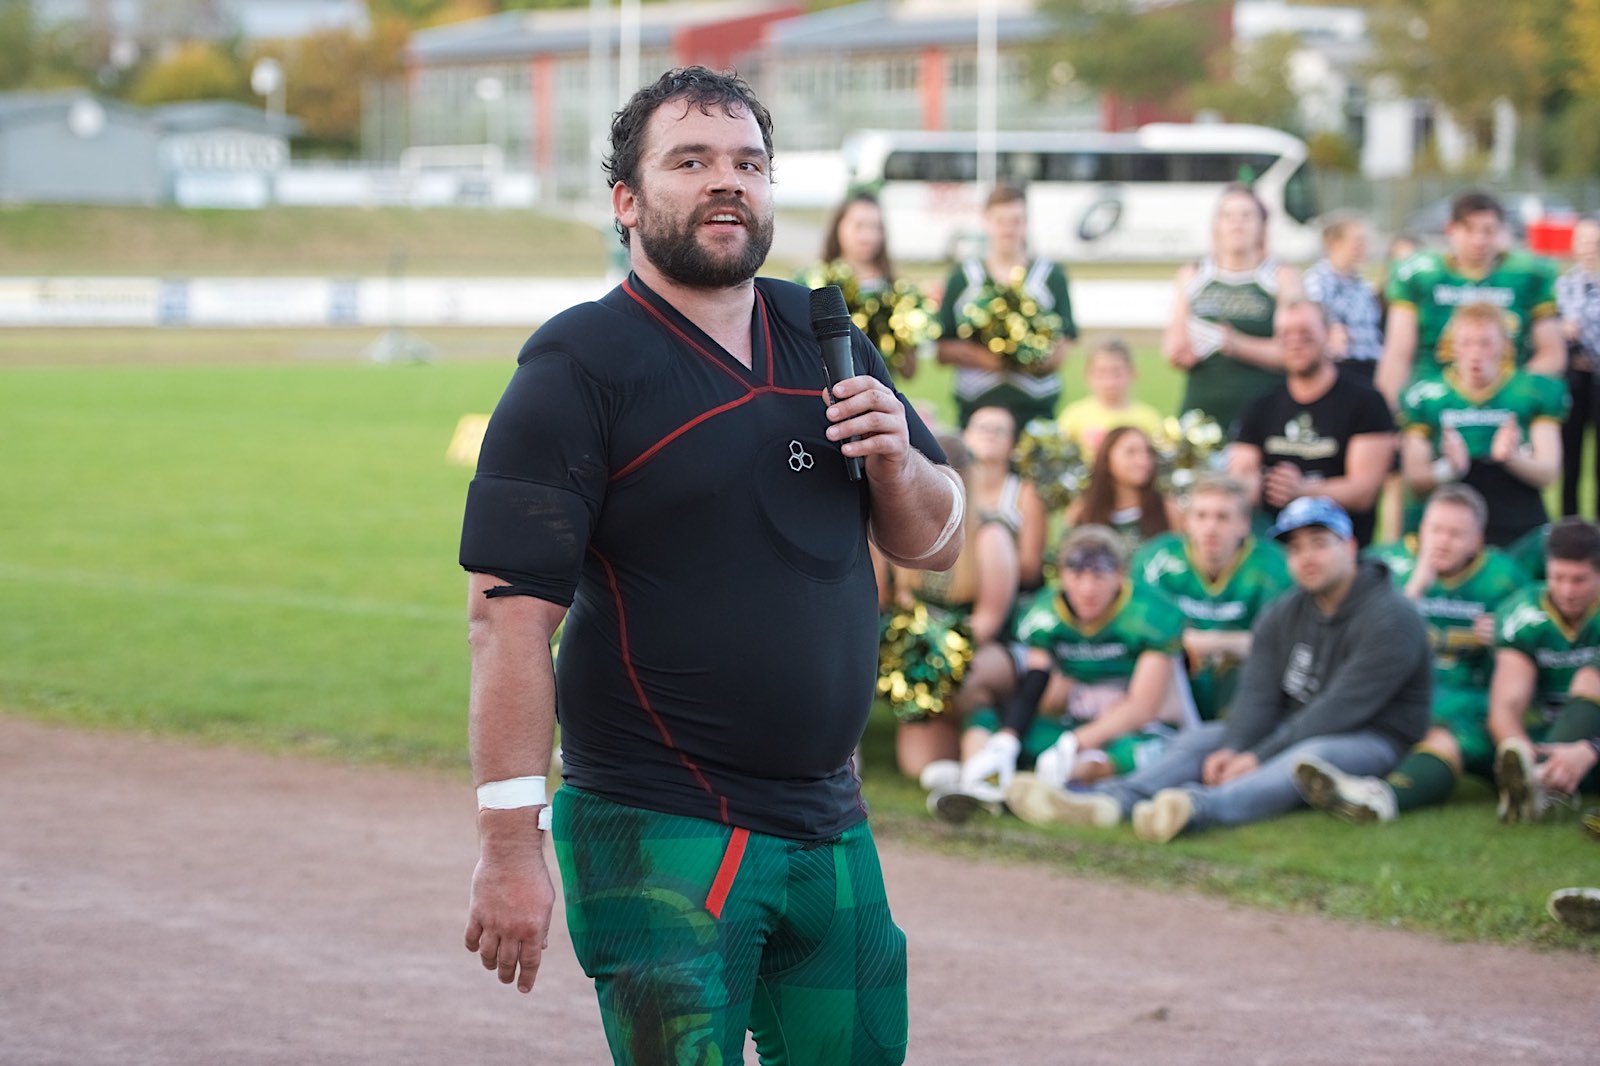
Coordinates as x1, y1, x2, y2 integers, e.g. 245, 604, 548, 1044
1528, 219, 1576, 256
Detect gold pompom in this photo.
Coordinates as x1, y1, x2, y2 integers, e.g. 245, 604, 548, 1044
1153, 411, 1226, 497
955, 275, 1063, 374
877, 603, 975, 723
1012, 419, 1088, 511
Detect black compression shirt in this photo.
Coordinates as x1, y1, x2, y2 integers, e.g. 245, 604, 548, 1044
460, 274, 945, 840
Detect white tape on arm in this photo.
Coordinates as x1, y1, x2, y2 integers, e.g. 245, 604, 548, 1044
476, 775, 552, 830
902, 466, 965, 564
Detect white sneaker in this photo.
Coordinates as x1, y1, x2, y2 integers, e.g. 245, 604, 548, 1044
918, 759, 962, 793
1496, 737, 1544, 825
1293, 754, 1397, 824
1006, 772, 1121, 829
1547, 887, 1600, 933
1132, 789, 1194, 844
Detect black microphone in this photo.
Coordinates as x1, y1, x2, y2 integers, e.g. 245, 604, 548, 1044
808, 284, 865, 481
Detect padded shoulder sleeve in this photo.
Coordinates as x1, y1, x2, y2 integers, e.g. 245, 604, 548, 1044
458, 345, 614, 605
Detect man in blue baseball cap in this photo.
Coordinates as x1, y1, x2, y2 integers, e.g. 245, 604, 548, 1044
1009, 495, 1433, 842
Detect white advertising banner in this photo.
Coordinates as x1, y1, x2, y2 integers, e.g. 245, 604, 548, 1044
0, 278, 163, 325
0, 277, 1171, 329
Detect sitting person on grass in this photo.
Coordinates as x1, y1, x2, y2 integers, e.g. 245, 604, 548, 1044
1062, 425, 1185, 549
1131, 474, 1292, 723
1006, 496, 1431, 843
925, 525, 1192, 823
1293, 484, 1527, 823
1488, 517, 1600, 823
888, 433, 1021, 784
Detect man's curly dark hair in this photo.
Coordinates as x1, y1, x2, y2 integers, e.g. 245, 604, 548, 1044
604, 66, 775, 247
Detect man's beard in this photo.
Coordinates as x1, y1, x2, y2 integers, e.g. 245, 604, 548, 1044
1286, 351, 1328, 380
634, 194, 774, 289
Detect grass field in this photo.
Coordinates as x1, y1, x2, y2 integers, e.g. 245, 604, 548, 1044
3, 325, 1597, 953
0, 203, 1187, 283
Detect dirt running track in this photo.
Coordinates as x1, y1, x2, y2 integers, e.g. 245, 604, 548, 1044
2, 716, 1594, 1066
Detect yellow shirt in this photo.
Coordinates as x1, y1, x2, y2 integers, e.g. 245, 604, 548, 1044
1058, 397, 1166, 457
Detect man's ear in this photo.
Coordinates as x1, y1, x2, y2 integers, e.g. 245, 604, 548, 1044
614, 181, 638, 235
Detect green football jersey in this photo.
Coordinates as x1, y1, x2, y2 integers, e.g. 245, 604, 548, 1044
1495, 585, 1600, 732
1368, 539, 1527, 690
1131, 532, 1291, 720
1506, 523, 1550, 581
1014, 582, 1185, 686
1385, 249, 1558, 379
1398, 367, 1568, 457
1398, 368, 1568, 544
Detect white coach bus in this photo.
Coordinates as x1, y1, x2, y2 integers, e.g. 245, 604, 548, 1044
842, 124, 1322, 263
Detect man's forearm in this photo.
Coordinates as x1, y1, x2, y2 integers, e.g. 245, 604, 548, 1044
871, 459, 964, 571
467, 587, 564, 840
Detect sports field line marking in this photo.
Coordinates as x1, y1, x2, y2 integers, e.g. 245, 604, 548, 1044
0, 562, 460, 623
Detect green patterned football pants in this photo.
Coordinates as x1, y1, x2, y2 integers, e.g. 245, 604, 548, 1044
551, 786, 909, 1066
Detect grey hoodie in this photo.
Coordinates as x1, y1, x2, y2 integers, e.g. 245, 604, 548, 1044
1221, 559, 1432, 761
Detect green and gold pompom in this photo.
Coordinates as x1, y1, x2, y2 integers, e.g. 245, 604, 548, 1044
953, 267, 1063, 374
1153, 411, 1227, 497
854, 277, 941, 379
1012, 418, 1088, 512
877, 603, 975, 723
799, 261, 939, 379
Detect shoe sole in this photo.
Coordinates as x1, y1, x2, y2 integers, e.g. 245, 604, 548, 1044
930, 790, 993, 825
1497, 745, 1534, 825
1293, 760, 1381, 825
1133, 793, 1192, 844
1006, 775, 1117, 829
1548, 889, 1600, 933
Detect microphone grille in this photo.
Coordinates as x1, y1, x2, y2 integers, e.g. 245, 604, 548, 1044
808, 284, 850, 336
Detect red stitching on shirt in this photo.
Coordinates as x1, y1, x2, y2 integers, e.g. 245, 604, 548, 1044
622, 277, 754, 391
612, 393, 759, 481
588, 546, 722, 809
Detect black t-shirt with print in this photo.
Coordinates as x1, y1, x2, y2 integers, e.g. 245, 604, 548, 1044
1235, 374, 1395, 546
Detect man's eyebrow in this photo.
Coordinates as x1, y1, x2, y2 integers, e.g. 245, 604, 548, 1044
658, 142, 768, 162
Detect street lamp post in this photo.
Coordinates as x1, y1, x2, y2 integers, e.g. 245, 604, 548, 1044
250, 56, 285, 131
474, 75, 505, 163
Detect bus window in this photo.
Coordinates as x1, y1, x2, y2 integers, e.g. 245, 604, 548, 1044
1043, 152, 1101, 182
1101, 153, 1169, 182
1282, 161, 1318, 224
884, 151, 926, 182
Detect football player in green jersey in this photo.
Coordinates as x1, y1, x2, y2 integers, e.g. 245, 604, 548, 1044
1490, 518, 1600, 822
1131, 474, 1291, 721
1293, 485, 1527, 823
1007, 496, 1431, 841
928, 525, 1190, 822
1398, 302, 1566, 546
1377, 189, 1565, 406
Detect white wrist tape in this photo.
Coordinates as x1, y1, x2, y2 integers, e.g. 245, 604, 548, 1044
903, 466, 965, 563
477, 775, 552, 830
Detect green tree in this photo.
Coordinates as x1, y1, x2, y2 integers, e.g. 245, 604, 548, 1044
127, 41, 248, 105
1189, 31, 1300, 131
1035, 0, 1226, 106
1362, 0, 1551, 141
251, 25, 410, 153
0, 0, 34, 90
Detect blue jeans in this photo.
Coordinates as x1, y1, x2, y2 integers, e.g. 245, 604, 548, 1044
1092, 720, 1406, 831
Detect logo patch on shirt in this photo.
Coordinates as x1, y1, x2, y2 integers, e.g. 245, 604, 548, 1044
788, 440, 814, 472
